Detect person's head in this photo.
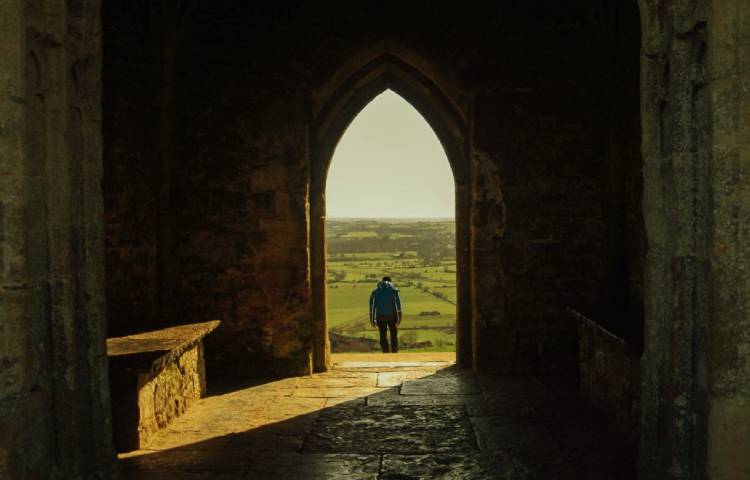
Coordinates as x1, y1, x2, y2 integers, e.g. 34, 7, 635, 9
382, 276, 392, 283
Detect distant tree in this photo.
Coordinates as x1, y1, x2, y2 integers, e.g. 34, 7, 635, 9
401, 331, 418, 344
435, 336, 453, 348
329, 270, 347, 283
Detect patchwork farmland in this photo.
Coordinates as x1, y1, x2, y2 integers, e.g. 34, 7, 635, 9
326, 219, 456, 352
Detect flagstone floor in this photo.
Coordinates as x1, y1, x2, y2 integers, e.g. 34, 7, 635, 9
119, 353, 635, 479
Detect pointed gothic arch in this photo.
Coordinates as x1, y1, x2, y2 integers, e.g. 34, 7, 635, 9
309, 52, 474, 371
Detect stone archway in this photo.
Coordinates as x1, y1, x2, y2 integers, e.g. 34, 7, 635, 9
308, 50, 474, 372
7, 1, 750, 477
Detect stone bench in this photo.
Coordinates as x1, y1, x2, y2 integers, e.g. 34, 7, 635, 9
107, 320, 220, 452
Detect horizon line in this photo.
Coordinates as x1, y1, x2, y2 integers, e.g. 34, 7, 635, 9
327, 216, 455, 220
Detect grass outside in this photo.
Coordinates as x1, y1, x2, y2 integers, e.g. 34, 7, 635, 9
327, 219, 456, 352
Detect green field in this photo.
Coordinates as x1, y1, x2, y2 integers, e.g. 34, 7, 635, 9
327, 219, 456, 352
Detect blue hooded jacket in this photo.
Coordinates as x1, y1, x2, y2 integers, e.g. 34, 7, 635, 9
369, 281, 402, 318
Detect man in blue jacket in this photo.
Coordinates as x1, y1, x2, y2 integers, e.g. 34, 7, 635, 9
369, 276, 403, 353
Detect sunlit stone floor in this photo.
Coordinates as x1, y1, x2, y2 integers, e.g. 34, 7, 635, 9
120, 353, 635, 479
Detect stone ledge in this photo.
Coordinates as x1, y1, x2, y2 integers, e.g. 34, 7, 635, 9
107, 320, 220, 377
107, 320, 221, 452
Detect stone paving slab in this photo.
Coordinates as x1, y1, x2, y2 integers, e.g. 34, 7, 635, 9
312, 371, 380, 380
122, 469, 246, 480
187, 397, 272, 414
245, 453, 379, 479
511, 451, 630, 480
245, 416, 318, 436
476, 374, 546, 397
120, 355, 634, 479
261, 396, 327, 412
145, 430, 233, 451
307, 404, 477, 454
226, 432, 307, 452
120, 447, 251, 472
401, 375, 481, 395
367, 387, 483, 406
296, 376, 378, 388
376, 370, 439, 387
305, 426, 477, 454
470, 418, 561, 455
251, 402, 326, 424
292, 386, 392, 398
381, 453, 520, 480
324, 396, 367, 407
210, 377, 299, 396
336, 361, 452, 368
332, 353, 456, 362
315, 405, 469, 430
161, 417, 253, 436
543, 423, 637, 478
465, 395, 560, 423
547, 422, 609, 452
158, 406, 272, 434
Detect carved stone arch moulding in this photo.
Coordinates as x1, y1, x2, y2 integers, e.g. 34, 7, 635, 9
308, 47, 475, 371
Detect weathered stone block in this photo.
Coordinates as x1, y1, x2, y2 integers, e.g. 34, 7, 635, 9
107, 321, 220, 452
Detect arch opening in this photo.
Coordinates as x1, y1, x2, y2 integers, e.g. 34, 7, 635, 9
325, 89, 457, 357
309, 54, 474, 372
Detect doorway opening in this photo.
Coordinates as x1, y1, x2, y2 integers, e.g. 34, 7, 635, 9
308, 53, 473, 373
325, 90, 456, 358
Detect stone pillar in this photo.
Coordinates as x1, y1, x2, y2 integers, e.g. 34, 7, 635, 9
455, 181, 474, 368
470, 151, 510, 372
705, 0, 750, 477
0, 0, 115, 478
639, 0, 711, 476
310, 187, 332, 373
639, 0, 750, 477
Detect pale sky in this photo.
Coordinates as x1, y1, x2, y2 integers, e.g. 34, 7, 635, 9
326, 90, 455, 218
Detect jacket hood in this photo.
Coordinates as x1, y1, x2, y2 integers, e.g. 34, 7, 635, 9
377, 280, 395, 290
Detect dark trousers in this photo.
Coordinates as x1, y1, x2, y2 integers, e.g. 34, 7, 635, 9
376, 314, 398, 353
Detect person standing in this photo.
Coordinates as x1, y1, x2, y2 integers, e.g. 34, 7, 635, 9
369, 276, 403, 353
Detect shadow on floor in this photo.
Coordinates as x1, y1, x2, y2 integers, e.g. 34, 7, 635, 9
119, 361, 636, 479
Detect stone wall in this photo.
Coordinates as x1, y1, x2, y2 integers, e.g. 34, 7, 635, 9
638, 0, 750, 477
588, 0, 647, 347
469, 0, 645, 370
141, 343, 205, 442
110, 341, 207, 451
175, 9, 315, 375
102, 4, 160, 337
705, 0, 750, 476
576, 312, 640, 445
101, 2, 646, 378
0, 0, 115, 478
639, 2, 711, 474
